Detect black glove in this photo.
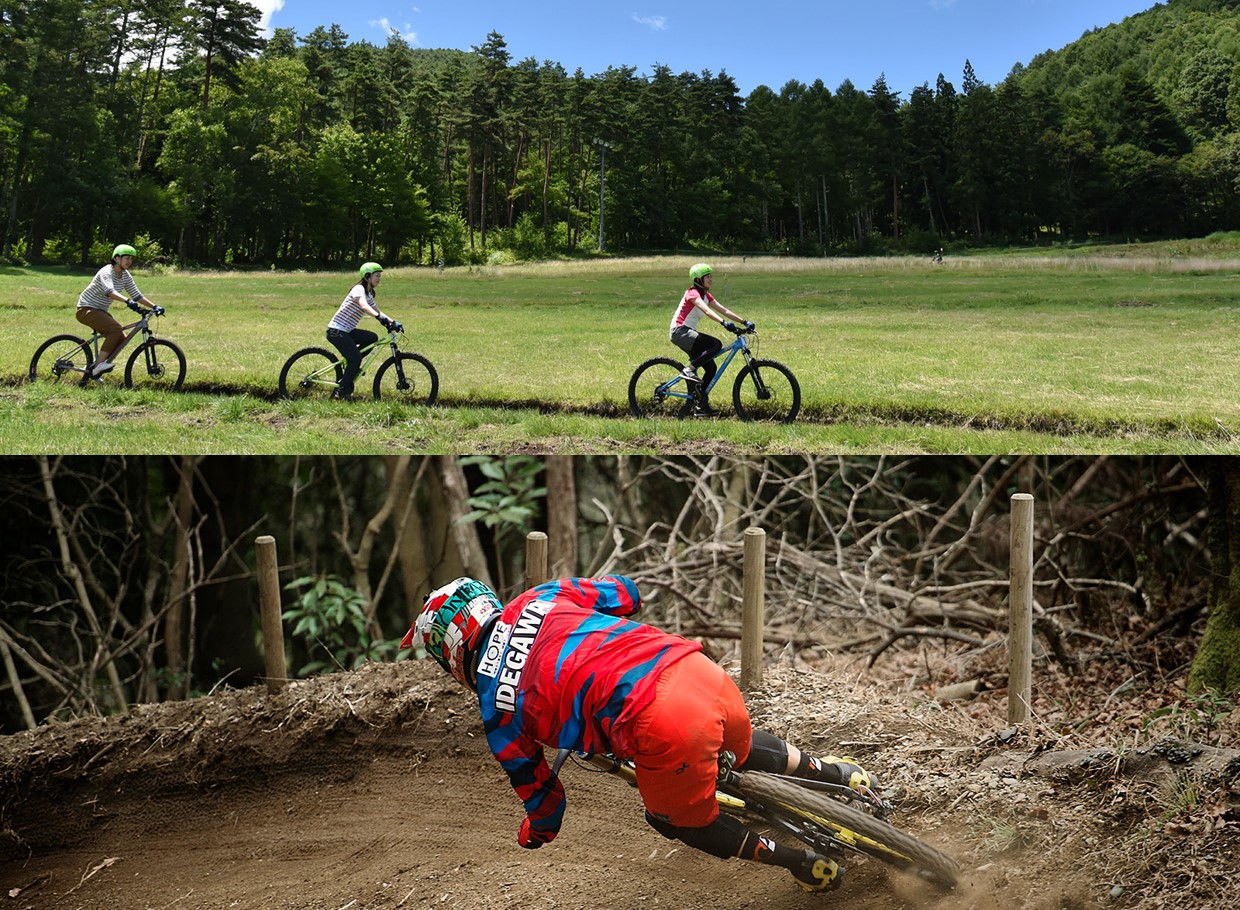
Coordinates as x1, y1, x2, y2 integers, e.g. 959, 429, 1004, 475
152, 305, 165, 316
126, 299, 142, 313
744, 321, 755, 332
391, 321, 404, 333
722, 320, 739, 334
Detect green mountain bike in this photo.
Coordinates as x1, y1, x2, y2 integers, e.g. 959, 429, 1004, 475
278, 322, 439, 404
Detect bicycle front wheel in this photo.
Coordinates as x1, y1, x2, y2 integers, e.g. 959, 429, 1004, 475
732, 358, 800, 424
373, 352, 438, 404
125, 339, 186, 391
628, 357, 694, 419
279, 347, 342, 400
30, 334, 92, 385
735, 772, 959, 887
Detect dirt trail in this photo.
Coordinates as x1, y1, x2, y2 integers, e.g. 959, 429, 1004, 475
0, 662, 1233, 910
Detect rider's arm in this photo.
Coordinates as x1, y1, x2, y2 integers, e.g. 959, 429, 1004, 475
492, 731, 567, 847
524, 577, 641, 618
692, 291, 741, 328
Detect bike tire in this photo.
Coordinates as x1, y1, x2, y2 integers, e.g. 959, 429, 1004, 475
372, 352, 439, 404
125, 339, 186, 391
732, 358, 800, 424
279, 347, 342, 400
628, 357, 695, 419
29, 334, 93, 385
734, 772, 959, 887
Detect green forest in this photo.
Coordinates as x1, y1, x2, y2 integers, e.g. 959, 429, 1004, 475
2, 0, 1239, 267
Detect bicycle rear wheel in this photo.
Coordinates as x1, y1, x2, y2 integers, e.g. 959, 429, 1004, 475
732, 358, 800, 423
373, 352, 439, 404
29, 334, 92, 385
734, 772, 959, 887
628, 357, 695, 419
279, 347, 342, 400
125, 339, 186, 391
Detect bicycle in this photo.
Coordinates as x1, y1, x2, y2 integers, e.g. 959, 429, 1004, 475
29, 306, 186, 391
628, 325, 801, 423
278, 322, 439, 404
560, 749, 959, 889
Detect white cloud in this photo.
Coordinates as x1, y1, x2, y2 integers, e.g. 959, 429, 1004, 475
371, 17, 420, 43
248, 0, 284, 32
633, 14, 668, 31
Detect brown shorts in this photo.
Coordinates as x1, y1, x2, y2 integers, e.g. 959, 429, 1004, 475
75, 306, 125, 353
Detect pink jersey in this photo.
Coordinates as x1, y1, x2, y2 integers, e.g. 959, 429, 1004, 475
669, 287, 716, 335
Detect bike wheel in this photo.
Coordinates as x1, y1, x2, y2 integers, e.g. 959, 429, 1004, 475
735, 772, 959, 887
278, 347, 342, 400
125, 339, 186, 391
29, 334, 92, 385
373, 352, 439, 404
628, 357, 695, 419
732, 358, 800, 424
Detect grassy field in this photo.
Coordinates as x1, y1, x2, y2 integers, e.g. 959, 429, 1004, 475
2, 248, 1238, 453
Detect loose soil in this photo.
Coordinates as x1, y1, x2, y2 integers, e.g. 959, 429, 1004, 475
1, 661, 1237, 910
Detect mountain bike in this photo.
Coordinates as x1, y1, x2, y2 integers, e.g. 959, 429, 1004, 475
29, 306, 186, 391
561, 749, 959, 889
278, 322, 439, 404
628, 326, 801, 423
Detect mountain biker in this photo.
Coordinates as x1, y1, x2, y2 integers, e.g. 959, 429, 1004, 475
402, 575, 880, 893
75, 244, 162, 379
670, 263, 753, 416
326, 262, 398, 400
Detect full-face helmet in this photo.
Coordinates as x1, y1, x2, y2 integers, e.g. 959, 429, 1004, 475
402, 577, 503, 688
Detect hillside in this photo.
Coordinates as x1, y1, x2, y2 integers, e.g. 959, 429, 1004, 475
1, 661, 1236, 910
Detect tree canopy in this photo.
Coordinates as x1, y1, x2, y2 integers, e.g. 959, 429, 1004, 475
1, 0, 1239, 266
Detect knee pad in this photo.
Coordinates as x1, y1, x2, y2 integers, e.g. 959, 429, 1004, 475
739, 728, 789, 774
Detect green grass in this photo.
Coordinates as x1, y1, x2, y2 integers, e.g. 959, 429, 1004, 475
2, 249, 1239, 453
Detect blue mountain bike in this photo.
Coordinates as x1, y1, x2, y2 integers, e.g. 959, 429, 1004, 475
628, 326, 801, 423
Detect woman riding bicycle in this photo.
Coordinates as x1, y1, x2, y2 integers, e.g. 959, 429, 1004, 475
403, 575, 879, 894
75, 243, 160, 379
670, 263, 753, 416
326, 262, 398, 400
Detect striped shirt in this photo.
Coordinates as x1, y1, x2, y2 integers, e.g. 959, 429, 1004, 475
77, 265, 142, 312
328, 283, 376, 332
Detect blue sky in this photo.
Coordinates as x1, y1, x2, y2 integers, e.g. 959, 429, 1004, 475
251, 0, 1156, 97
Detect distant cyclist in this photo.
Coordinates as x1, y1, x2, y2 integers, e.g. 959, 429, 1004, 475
326, 262, 399, 400
75, 244, 162, 379
670, 263, 753, 416
403, 575, 881, 893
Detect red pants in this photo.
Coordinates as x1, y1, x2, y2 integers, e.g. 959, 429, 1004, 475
629, 651, 752, 828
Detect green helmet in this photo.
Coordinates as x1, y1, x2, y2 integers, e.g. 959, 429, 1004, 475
689, 262, 713, 282
359, 261, 384, 281
112, 244, 137, 259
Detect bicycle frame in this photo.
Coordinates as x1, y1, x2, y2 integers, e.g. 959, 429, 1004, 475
86, 315, 153, 364
303, 331, 401, 389
664, 331, 755, 404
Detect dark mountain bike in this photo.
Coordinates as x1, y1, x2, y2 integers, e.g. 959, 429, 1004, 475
565, 749, 959, 889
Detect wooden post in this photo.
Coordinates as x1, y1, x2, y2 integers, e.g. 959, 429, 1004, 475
256, 535, 287, 694
1008, 494, 1034, 724
525, 531, 549, 590
740, 527, 766, 691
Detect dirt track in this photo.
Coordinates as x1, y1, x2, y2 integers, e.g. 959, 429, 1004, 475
0, 661, 1233, 910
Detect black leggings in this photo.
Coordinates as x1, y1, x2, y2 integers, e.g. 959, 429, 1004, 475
326, 327, 377, 396
672, 328, 723, 391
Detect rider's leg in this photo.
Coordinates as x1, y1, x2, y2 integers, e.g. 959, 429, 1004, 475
740, 729, 879, 795
75, 307, 124, 372
326, 328, 375, 398
687, 334, 722, 411
633, 655, 841, 891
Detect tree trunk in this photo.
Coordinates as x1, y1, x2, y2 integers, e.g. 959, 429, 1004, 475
545, 456, 577, 578
165, 455, 200, 700
1188, 460, 1240, 693
431, 456, 493, 587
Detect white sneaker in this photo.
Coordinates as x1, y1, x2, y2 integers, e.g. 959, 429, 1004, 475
91, 360, 114, 377
679, 366, 700, 383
